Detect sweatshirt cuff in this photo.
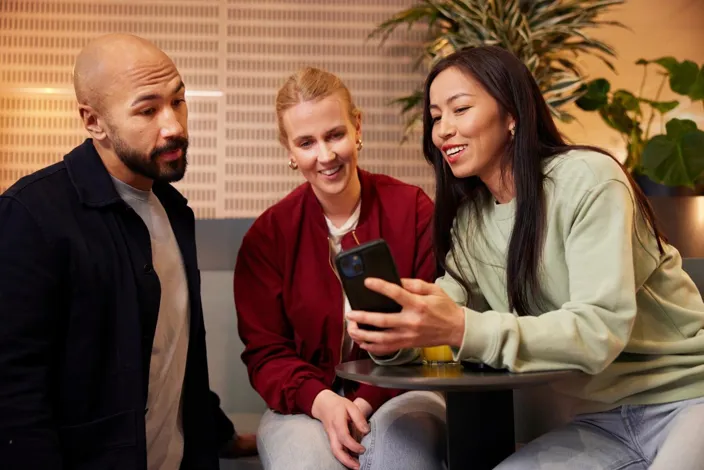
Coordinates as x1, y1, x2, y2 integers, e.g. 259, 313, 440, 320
451, 307, 499, 363
294, 378, 329, 417
370, 348, 421, 366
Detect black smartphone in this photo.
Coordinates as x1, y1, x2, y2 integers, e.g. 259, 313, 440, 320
334, 239, 403, 331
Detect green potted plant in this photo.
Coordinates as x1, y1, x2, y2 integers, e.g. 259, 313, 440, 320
369, 0, 626, 140
576, 57, 704, 194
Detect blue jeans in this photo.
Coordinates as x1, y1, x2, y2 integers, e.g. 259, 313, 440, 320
257, 391, 446, 470
497, 396, 704, 469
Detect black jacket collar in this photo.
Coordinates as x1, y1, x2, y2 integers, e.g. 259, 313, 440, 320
64, 138, 187, 209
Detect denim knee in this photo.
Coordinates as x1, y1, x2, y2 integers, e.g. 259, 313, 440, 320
360, 391, 446, 470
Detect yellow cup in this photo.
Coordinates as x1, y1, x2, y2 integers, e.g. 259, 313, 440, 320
421, 345, 459, 365
421, 363, 463, 378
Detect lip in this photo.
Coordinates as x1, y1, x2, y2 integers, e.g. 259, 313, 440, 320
158, 149, 182, 162
318, 165, 343, 179
441, 142, 466, 152
442, 144, 467, 164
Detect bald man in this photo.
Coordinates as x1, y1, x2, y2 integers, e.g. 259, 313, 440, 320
0, 34, 254, 469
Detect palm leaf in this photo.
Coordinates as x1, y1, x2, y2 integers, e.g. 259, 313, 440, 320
370, 0, 625, 140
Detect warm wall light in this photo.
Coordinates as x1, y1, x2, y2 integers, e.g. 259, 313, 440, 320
186, 90, 223, 98
7, 87, 73, 95
3, 87, 224, 98
696, 197, 704, 228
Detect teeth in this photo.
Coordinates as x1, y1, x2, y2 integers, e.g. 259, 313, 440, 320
446, 145, 467, 156
320, 166, 341, 176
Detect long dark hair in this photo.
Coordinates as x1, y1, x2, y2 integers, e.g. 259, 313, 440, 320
423, 46, 665, 316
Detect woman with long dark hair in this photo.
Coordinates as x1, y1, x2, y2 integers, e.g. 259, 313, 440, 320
347, 46, 704, 468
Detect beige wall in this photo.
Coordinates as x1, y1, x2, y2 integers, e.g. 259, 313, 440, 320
0, 0, 430, 218
557, 0, 704, 159
1, 0, 703, 217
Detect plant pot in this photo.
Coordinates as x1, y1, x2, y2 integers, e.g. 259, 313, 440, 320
633, 173, 704, 196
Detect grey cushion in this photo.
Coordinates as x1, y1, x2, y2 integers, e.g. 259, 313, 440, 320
682, 258, 704, 298
202, 270, 265, 470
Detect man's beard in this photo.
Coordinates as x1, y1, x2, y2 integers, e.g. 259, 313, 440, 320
113, 135, 189, 183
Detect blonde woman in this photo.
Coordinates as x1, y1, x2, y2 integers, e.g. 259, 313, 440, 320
234, 67, 447, 470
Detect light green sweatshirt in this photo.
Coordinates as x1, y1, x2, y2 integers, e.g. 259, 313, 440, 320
377, 149, 704, 413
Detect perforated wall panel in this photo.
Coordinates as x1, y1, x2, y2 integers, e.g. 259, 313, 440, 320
0, 0, 432, 218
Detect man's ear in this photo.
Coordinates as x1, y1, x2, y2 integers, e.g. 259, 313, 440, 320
78, 104, 107, 141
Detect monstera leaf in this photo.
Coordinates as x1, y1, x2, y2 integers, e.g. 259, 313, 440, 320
689, 66, 704, 100
641, 119, 704, 188
575, 78, 610, 111
642, 57, 704, 101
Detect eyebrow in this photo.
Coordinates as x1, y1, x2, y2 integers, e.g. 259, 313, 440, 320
429, 92, 473, 110
292, 125, 347, 142
130, 80, 185, 107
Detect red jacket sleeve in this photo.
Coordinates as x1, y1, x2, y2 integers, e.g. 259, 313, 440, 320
352, 189, 436, 412
234, 218, 328, 416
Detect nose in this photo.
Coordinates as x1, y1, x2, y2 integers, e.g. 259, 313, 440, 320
437, 115, 456, 140
159, 107, 186, 139
318, 144, 336, 163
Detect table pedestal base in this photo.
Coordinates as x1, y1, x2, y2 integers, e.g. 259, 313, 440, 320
446, 390, 515, 470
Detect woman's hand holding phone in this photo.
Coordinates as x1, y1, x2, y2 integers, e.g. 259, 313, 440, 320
346, 277, 465, 356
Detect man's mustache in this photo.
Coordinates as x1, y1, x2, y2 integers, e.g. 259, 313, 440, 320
151, 137, 188, 160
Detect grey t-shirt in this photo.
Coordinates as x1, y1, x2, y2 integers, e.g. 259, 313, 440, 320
112, 177, 190, 470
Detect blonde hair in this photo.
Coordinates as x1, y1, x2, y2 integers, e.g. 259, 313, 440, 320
275, 67, 360, 146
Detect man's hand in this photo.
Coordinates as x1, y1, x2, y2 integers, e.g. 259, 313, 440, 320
219, 433, 258, 459
311, 390, 370, 469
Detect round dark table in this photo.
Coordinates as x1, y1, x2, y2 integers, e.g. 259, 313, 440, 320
336, 359, 581, 470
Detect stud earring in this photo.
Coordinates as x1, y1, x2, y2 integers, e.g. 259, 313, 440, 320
288, 159, 298, 170
509, 126, 516, 138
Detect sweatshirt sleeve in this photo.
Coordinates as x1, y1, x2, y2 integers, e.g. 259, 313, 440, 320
371, 211, 489, 366
234, 219, 328, 417
454, 179, 639, 374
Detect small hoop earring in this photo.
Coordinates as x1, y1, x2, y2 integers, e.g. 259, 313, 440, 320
356, 139, 363, 151
288, 159, 298, 170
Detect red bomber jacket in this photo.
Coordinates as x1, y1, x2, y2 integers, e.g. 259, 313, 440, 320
234, 169, 435, 417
